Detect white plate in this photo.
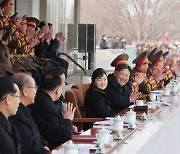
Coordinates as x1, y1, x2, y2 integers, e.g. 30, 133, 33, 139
150, 90, 163, 94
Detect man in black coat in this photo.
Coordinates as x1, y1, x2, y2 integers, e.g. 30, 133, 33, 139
46, 32, 69, 78
99, 35, 108, 49
10, 73, 49, 154
106, 73, 132, 113
30, 68, 76, 150
105, 54, 141, 114
0, 76, 21, 154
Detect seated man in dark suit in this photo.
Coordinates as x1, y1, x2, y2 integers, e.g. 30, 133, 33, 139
46, 31, 69, 78
30, 68, 76, 150
0, 76, 21, 154
10, 73, 49, 154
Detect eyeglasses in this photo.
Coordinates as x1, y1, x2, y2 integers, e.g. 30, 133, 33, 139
27, 86, 38, 90
0, 95, 21, 101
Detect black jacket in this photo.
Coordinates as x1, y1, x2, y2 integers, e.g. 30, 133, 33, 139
84, 84, 114, 130
35, 40, 49, 58
0, 112, 21, 154
84, 84, 114, 118
46, 38, 60, 59
10, 103, 47, 154
105, 74, 132, 114
30, 89, 73, 150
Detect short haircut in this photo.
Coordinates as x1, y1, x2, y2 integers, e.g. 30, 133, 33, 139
0, 76, 17, 100
40, 67, 65, 90
38, 21, 46, 28
91, 68, 107, 82
115, 64, 132, 73
48, 23, 52, 28
13, 73, 33, 90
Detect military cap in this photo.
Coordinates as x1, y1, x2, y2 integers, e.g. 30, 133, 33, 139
149, 50, 164, 64
26, 17, 39, 27
111, 53, 129, 67
133, 51, 149, 66
21, 15, 27, 25
147, 47, 157, 60
0, 0, 13, 10
162, 51, 169, 59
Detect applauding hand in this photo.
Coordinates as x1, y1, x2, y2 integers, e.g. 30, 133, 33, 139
130, 92, 142, 103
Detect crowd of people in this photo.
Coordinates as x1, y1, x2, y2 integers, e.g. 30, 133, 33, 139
0, 0, 74, 154
83, 43, 178, 130
0, 0, 180, 154
99, 35, 126, 49
0, 0, 69, 84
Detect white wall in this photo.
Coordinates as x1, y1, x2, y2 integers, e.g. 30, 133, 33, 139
16, 0, 39, 18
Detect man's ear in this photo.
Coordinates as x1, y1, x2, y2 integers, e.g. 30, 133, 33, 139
55, 87, 59, 95
22, 87, 27, 97
5, 95, 10, 105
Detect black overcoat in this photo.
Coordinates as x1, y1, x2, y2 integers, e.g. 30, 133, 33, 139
30, 89, 73, 150
105, 74, 132, 114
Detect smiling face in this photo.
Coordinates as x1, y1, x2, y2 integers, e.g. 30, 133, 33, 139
114, 68, 130, 86
93, 73, 108, 90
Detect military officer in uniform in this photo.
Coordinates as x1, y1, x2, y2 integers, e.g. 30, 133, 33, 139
130, 51, 159, 95
162, 51, 174, 85
0, 0, 21, 75
148, 51, 172, 88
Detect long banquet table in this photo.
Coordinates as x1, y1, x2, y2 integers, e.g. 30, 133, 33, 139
51, 91, 180, 154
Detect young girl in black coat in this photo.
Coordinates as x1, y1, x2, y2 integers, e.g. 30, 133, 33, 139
84, 68, 114, 130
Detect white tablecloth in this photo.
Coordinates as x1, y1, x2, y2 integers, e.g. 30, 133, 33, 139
114, 95, 180, 154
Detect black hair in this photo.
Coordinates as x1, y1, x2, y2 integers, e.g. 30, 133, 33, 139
0, 76, 17, 100
38, 21, 46, 29
48, 23, 52, 28
115, 64, 132, 73
91, 68, 107, 82
40, 67, 65, 90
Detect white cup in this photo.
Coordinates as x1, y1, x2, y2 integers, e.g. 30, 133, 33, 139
64, 140, 78, 154
149, 93, 157, 101
126, 110, 136, 125
113, 116, 123, 131
96, 128, 111, 144
136, 100, 144, 106
96, 133, 110, 144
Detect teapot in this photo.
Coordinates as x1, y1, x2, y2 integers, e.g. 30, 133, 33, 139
96, 126, 111, 144
113, 115, 124, 131
64, 140, 78, 154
